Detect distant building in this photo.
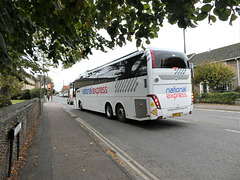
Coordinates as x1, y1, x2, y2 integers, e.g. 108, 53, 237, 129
22, 75, 52, 91
35, 75, 52, 89
189, 43, 240, 93
21, 77, 36, 90
62, 85, 70, 97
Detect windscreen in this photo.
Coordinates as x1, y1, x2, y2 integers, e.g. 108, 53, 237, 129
153, 50, 189, 69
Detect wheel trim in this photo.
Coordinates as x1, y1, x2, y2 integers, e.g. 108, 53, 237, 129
106, 105, 113, 118
117, 105, 126, 122
107, 107, 111, 116
118, 108, 124, 119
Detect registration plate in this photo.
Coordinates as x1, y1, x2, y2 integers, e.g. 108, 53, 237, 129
172, 113, 181, 117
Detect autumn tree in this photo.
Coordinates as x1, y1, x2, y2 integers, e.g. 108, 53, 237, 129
0, 0, 240, 106
194, 61, 235, 92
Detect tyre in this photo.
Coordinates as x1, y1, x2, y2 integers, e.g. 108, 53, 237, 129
105, 104, 113, 119
79, 100, 83, 111
116, 104, 127, 123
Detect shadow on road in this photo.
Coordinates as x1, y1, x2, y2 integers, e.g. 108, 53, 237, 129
70, 107, 189, 131
127, 118, 189, 130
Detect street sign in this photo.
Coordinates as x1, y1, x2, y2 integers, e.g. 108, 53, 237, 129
8, 122, 22, 177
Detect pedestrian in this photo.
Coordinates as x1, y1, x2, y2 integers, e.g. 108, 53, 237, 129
47, 94, 50, 101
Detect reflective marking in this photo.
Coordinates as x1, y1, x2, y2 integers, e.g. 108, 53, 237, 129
151, 108, 158, 116
225, 129, 240, 134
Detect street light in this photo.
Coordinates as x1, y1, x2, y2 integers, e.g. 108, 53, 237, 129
39, 75, 42, 114
183, 28, 186, 54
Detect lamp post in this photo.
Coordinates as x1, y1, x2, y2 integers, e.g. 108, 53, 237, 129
39, 75, 42, 114
183, 28, 186, 54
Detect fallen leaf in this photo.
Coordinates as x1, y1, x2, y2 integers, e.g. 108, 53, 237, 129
81, 169, 85, 172
90, 142, 93, 145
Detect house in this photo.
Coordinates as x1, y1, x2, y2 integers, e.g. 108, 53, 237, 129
188, 43, 240, 93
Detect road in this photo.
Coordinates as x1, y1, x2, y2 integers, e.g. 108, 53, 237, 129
55, 97, 240, 180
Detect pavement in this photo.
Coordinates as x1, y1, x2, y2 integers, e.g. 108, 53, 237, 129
17, 101, 240, 180
18, 101, 132, 180
193, 103, 240, 112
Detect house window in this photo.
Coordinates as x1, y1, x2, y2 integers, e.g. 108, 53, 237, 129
200, 82, 209, 94
223, 82, 233, 92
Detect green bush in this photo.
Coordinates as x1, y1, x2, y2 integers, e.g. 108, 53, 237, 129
30, 88, 45, 99
20, 89, 31, 99
0, 95, 11, 107
11, 92, 22, 100
200, 92, 240, 104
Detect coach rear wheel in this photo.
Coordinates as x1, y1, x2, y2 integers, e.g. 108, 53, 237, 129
116, 104, 127, 123
79, 101, 83, 111
105, 104, 113, 119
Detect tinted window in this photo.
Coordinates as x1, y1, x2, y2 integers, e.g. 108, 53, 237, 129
75, 53, 147, 89
153, 50, 188, 68
97, 54, 147, 80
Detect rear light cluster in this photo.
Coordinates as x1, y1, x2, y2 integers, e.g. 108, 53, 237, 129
150, 49, 155, 68
191, 93, 194, 102
71, 95, 73, 98
147, 94, 161, 109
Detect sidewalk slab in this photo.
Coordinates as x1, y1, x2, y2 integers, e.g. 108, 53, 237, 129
19, 101, 131, 180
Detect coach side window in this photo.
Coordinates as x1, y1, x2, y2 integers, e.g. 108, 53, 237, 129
124, 54, 147, 78
131, 54, 147, 77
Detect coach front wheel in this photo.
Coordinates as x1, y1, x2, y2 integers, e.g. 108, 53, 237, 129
116, 104, 127, 123
105, 104, 114, 119
78, 100, 83, 111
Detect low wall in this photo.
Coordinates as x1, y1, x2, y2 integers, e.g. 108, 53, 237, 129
0, 98, 41, 179
236, 98, 240, 105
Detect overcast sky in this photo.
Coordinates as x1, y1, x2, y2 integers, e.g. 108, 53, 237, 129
48, 18, 240, 92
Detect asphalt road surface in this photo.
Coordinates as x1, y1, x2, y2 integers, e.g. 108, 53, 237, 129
55, 97, 240, 180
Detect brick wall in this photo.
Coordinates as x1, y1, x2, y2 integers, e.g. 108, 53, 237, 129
0, 99, 41, 179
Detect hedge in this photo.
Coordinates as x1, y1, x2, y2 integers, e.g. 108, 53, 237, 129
200, 92, 240, 104
30, 87, 46, 99
20, 89, 31, 99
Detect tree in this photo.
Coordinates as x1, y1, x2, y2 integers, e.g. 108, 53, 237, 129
194, 61, 235, 92
1, 1, 240, 74
0, 73, 23, 107
0, 0, 240, 106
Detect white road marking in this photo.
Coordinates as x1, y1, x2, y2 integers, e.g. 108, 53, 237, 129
225, 129, 240, 134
